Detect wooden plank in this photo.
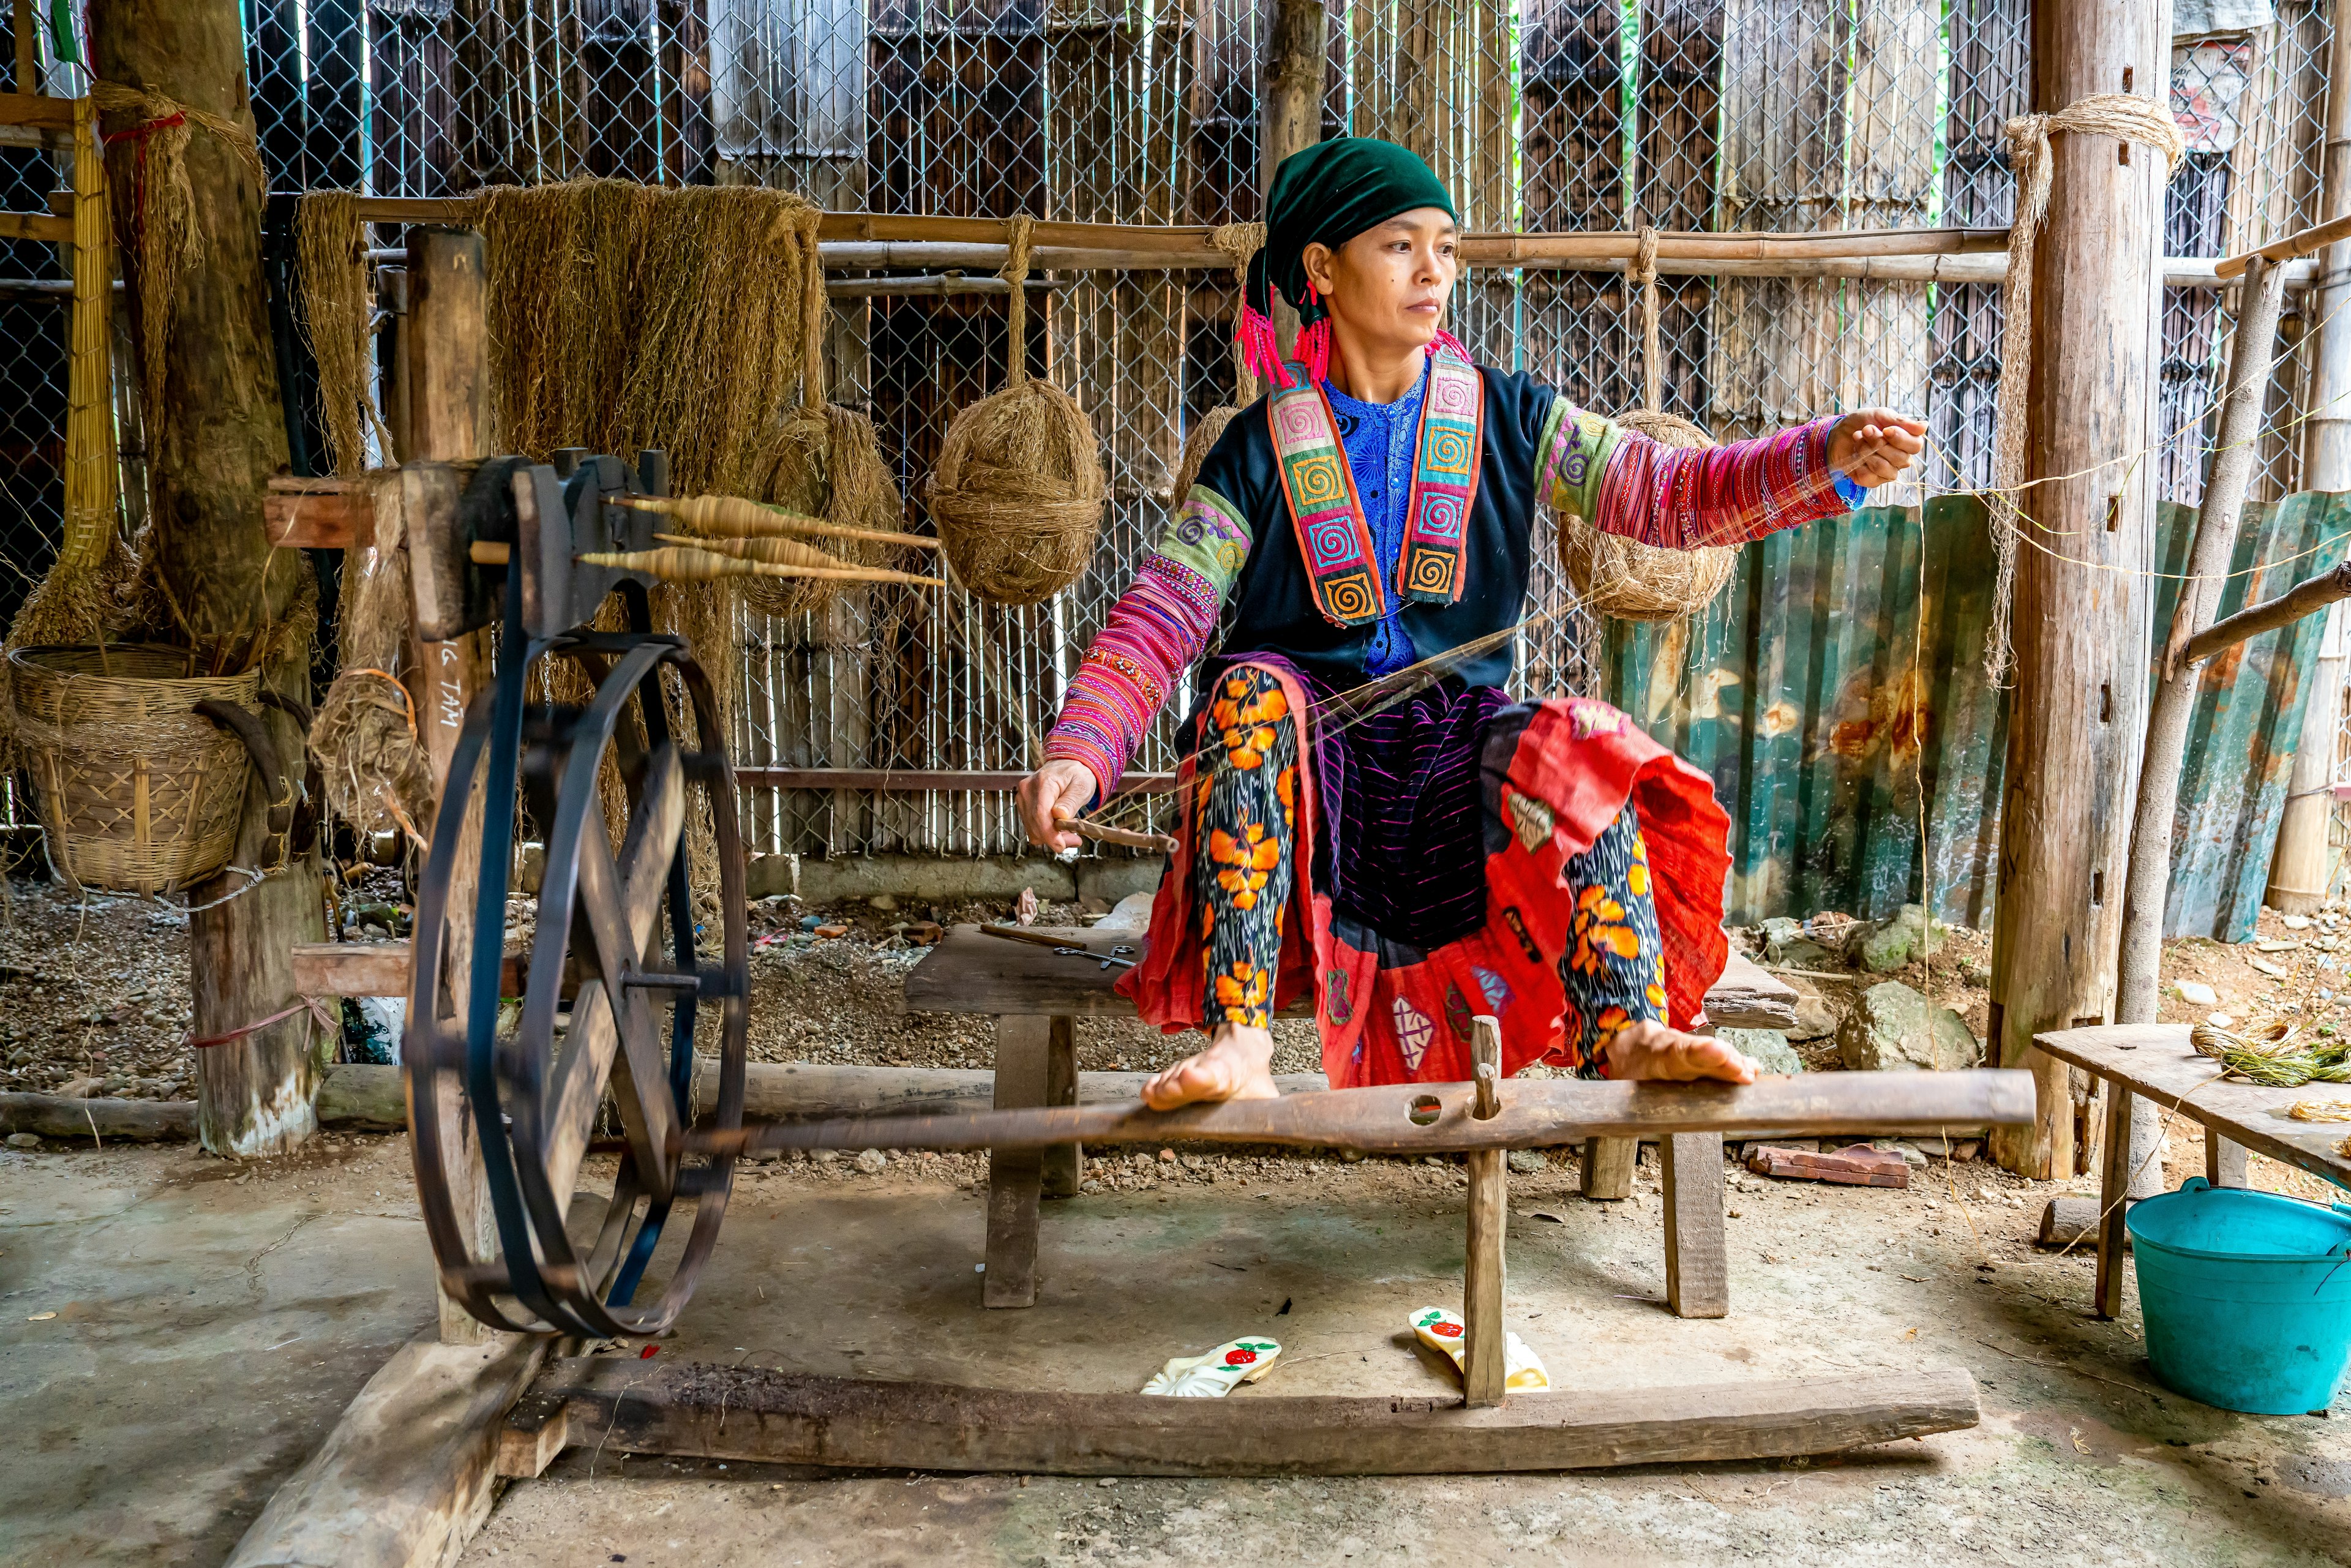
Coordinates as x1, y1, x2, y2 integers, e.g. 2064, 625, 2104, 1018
266, 475, 380, 550
1662, 1132, 1730, 1318
0, 93, 71, 129
985, 1015, 1051, 1309
905, 926, 1310, 1019
1040, 1015, 1082, 1199
1581, 1137, 1638, 1200
2033, 1024, 2351, 1192
521, 1357, 1981, 1474
907, 925, 1798, 1029
0, 209, 66, 242
293, 941, 527, 999
700, 1069, 2039, 1160
1462, 1017, 1507, 1407
222, 1333, 547, 1568
1708, 951, 1800, 1030
1745, 1144, 1911, 1187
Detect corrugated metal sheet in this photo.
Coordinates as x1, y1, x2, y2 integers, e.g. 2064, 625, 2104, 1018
1601, 496, 2008, 929
2158, 491, 2349, 940
1601, 492, 2345, 939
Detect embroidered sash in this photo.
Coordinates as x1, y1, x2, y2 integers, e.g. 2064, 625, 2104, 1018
1266, 345, 1483, 627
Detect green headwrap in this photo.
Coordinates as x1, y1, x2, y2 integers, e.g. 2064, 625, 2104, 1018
1246, 137, 1458, 329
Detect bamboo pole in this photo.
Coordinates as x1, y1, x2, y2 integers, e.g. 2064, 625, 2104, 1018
2113, 257, 2289, 1201
2267, 0, 2351, 918
1987, 0, 2167, 1182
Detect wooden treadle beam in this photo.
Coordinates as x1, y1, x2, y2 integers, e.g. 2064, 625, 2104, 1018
684, 1069, 2036, 1159
509, 1357, 1980, 1475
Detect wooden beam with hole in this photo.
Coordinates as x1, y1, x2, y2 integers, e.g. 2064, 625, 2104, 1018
222, 1332, 547, 1568
267, 474, 383, 549
689, 1068, 2036, 1159
505, 1357, 1981, 1476
294, 941, 526, 1000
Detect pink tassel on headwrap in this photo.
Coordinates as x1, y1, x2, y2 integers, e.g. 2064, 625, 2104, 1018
1236, 302, 1291, 391
1295, 318, 1332, 385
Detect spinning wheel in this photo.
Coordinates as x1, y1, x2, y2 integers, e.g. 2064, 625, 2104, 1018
405, 452, 748, 1338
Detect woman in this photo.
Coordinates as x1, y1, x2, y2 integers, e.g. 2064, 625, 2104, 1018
1017, 137, 1925, 1109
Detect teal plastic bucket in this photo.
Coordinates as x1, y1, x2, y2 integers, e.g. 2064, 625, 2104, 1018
2126, 1177, 2351, 1415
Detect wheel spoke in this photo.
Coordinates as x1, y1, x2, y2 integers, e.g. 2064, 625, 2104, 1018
539, 742, 687, 1208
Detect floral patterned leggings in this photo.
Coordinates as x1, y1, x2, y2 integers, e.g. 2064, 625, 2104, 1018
1194, 666, 1668, 1074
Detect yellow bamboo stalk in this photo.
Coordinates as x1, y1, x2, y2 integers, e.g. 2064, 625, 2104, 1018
61, 95, 116, 568
613, 491, 940, 552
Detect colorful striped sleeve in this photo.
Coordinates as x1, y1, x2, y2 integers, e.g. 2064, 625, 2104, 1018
1534, 398, 1854, 550
1042, 482, 1254, 800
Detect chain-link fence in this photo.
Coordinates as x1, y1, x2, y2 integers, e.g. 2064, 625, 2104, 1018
5, 2, 2332, 850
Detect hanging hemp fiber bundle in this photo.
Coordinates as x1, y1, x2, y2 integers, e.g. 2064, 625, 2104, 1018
929, 215, 1106, 606
1561, 228, 1735, 624
745, 206, 907, 618
92, 81, 266, 434
293, 190, 377, 477
475, 180, 825, 896
1169, 222, 1266, 505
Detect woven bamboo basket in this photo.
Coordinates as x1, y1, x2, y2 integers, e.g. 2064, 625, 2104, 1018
7, 645, 257, 893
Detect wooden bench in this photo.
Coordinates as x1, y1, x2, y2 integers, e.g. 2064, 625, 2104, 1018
904, 924, 1801, 1313
2034, 1023, 2351, 1319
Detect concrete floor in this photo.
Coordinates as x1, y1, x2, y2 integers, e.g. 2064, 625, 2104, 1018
3, 1138, 2346, 1567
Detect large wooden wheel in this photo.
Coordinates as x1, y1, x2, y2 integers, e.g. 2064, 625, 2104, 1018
407, 577, 746, 1339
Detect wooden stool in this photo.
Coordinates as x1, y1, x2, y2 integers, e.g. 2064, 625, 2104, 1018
904, 925, 1799, 1313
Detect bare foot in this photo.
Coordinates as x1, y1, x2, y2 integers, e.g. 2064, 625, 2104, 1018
1605, 1021, 1759, 1084
1142, 1026, 1281, 1109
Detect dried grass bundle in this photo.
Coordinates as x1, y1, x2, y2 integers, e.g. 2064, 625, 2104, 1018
92, 81, 265, 433
1166, 223, 1263, 506
929, 216, 1105, 606
293, 190, 372, 476
473, 180, 840, 900
1558, 410, 1738, 623
310, 479, 435, 843
744, 206, 909, 617
4, 100, 136, 768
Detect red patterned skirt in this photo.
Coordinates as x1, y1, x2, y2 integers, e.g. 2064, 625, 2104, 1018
1118, 659, 1733, 1087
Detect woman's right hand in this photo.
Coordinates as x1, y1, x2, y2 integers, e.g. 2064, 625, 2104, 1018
1017, 760, 1099, 850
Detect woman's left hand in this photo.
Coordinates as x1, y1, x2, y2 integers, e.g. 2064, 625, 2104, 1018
1828, 408, 1930, 487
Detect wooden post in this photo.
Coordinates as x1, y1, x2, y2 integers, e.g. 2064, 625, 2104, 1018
1580, 1135, 1637, 1200
403, 226, 497, 1344
91, 0, 331, 1158
1461, 1016, 1506, 1408
1040, 1013, 1082, 1198
1259, 0, 1324, 348
984, 1014, 1051, 1308
2267, 0, 2351, 917
1660, 1133, 1729, 1318
2093, 1079, 2134, 1318
1987, 0, 2167, 1180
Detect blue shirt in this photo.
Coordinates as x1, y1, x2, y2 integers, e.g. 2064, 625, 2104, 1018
1325, 359, 1431, 677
